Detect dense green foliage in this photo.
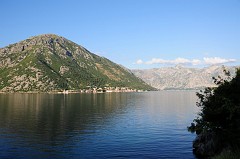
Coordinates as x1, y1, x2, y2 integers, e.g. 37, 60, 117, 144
188, 68, 240, 153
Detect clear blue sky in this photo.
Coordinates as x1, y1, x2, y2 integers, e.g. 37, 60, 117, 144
1, 0, 240, 69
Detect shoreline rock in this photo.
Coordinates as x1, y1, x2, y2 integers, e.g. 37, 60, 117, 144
193, 131, 223, 158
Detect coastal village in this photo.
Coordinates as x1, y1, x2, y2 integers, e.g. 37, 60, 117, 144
59, 86, 145, 94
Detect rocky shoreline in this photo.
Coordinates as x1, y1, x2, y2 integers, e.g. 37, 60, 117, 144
192, 131, 224, 158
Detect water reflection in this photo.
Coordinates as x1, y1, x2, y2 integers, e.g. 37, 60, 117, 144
0, 91, 198, 159
0, 93, 129, 141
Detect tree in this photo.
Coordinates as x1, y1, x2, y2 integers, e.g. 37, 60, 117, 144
188, 67, 240, 156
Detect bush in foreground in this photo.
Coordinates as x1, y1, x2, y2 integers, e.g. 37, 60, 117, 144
188, 68, 240, 157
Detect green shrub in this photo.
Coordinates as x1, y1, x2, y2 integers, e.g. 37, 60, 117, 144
188, 68, 240, 156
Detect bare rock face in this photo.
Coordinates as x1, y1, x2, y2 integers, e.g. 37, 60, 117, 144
59, 66, 69, 75
132, 65, 237, 90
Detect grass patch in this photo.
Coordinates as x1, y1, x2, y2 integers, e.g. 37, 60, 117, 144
213, 149, 240, 159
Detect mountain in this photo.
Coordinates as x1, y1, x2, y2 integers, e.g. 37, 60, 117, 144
132, 65, 238, 90
0, 34, 154, 92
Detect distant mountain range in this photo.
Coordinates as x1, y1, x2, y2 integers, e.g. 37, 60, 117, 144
1, 34, 238, 92
132, 65, 238, 90
0, 34, 154, 92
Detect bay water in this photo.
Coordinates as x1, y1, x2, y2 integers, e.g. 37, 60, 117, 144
0, 91, 198, 159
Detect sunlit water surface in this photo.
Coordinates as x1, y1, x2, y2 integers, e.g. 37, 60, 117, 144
0, 91, 198, 159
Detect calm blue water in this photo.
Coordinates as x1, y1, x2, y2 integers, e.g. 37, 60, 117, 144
0, 91, 198, 159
